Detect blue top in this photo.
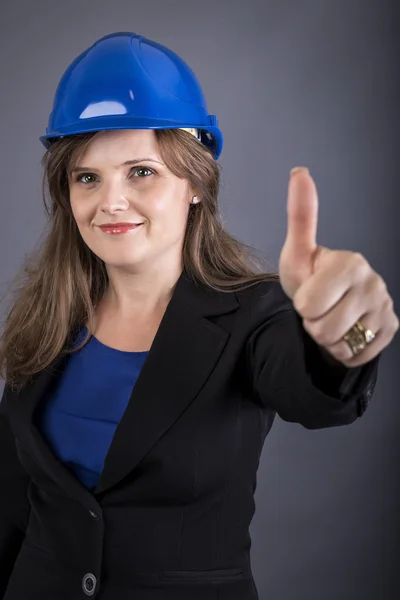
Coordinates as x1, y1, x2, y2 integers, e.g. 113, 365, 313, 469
34, 326, 149, 491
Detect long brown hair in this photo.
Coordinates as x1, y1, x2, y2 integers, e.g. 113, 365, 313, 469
0, 129, 279, 392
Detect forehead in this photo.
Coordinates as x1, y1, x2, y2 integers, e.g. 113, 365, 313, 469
78, 129, 160, 164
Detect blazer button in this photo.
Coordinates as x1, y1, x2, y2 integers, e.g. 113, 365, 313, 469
89, 510, 100, 520
82, 573, 97, 596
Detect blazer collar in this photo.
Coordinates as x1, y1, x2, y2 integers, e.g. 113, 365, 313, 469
5, 270, 239, 512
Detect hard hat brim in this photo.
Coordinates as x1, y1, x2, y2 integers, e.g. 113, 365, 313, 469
40, 116, 223, 159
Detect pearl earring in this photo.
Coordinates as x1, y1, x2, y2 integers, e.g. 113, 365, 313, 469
192, 196, 199, 204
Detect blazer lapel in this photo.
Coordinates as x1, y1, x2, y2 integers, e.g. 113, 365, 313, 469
5, 271, 239, 507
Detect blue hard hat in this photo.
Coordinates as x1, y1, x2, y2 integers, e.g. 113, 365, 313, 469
40, 32, 223, 159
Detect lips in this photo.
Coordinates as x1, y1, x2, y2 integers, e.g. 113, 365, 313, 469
99, 223, 143, 232
99, 222, 142, 227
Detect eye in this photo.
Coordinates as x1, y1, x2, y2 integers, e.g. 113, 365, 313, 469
74, 166, 154, 185
132, 166, 154, 178
75, 173, 98, 184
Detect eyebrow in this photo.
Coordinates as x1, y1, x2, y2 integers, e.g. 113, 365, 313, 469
70, 158, 164, 174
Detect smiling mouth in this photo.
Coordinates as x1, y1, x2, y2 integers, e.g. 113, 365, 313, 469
99, 224, 143, 234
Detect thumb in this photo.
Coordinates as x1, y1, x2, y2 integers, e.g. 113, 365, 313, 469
278, 167, 320, 299
283, 167, 319, 265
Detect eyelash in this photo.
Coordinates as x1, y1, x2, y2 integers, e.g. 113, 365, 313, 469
74, 166, 155, 184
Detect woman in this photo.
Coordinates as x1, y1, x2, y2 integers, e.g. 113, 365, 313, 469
0, 31, 397, 600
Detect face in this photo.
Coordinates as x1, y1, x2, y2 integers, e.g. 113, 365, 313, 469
68, 129, 194, 274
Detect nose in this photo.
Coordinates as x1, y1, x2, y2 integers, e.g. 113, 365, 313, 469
99, 178, 131, 213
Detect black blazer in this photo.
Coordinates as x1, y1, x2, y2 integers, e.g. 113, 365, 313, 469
0, 271, 381, 600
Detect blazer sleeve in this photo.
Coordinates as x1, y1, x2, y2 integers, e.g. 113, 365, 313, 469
245, 283, 381, 429
0, 387, 31, 598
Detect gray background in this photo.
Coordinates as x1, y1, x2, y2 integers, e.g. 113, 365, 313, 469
0, 1, 398, 598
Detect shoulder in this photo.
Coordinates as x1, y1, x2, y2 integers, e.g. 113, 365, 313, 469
235, 279, 294, 321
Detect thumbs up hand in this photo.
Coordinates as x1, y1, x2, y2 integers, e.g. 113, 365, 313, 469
278, 167, 398, 367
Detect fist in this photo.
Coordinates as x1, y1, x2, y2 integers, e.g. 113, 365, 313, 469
278, 167, 399, 367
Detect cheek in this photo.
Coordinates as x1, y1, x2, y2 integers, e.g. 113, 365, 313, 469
69, 195, 83, 220
149, 186, 189, 227
69, 195, 94, 227
151, 205, 189, 240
